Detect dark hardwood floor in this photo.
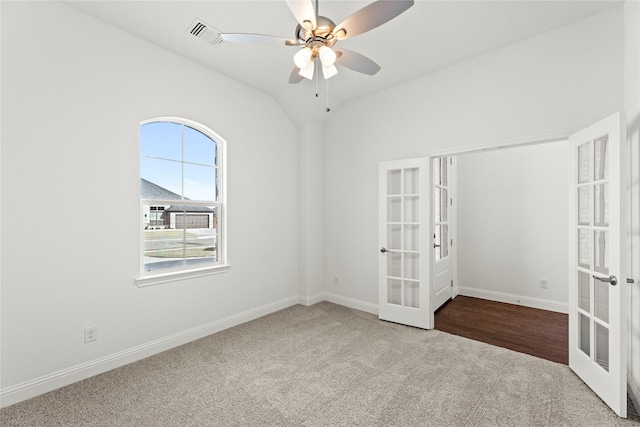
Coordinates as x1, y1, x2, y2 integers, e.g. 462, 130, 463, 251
434, 295, 568, 364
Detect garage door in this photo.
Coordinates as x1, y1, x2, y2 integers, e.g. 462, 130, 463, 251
176, 214, 209, 229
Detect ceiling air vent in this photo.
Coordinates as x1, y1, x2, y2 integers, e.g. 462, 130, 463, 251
187, 19, 223, 46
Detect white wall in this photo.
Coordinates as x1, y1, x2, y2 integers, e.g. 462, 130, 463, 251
456, 143, 569, 312
298, 122, 325, 304
0, 1, 299, 405
623, 0, 640, 409
324, 7, 624, 306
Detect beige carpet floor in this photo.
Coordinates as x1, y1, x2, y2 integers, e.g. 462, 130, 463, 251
1, 302, 639, 426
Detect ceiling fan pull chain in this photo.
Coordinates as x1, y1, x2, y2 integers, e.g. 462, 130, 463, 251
315, 62, 319, 98
326, 76, 331, 112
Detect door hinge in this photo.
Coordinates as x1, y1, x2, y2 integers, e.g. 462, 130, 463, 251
451, 239, 453, 247
451, 280, 453, 287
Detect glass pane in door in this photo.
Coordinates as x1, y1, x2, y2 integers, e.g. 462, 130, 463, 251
595, 323, 609, 372
594, 279, 609, 323
578, 229, 591, 269
578, 187, 590, 226
387, 279, 402, 305
594, 136, 608, 180
404, 168, 419, 194
594, 184, 609, 227
404, 281, 419, 308
578, 271, 590, 312
388, 170, 401, 195
579, 313, 591, 356
594, 230, 609, 274
578, 143, 591, 183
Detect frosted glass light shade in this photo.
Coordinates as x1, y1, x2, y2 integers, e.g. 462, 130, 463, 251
299, 60, 315, 80
318, 46, 336, 66
322, 64, 337, 79
293, 47, 312, 69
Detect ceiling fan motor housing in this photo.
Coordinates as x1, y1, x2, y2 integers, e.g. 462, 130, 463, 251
295, 16, 338, 50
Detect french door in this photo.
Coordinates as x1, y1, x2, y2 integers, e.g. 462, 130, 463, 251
568, 112, 628, 417
432, 157, 454, 311
378, 158, 432, 329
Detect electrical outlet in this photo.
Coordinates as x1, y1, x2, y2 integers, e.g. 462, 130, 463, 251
84, 326, 97, 343
333, 276, 339, 286
540, 279, 549, 289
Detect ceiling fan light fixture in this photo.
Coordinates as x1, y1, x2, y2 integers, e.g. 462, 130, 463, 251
318, 45, 337, 67
293, 47, 312, 69
322, 63, 338, 80
299, 60, 315, 80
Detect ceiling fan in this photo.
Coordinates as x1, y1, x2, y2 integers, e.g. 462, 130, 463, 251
220, 0, 414, 83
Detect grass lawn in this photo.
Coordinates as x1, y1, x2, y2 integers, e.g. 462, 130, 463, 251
144, 229, 196, 240
145, 247, 216, 259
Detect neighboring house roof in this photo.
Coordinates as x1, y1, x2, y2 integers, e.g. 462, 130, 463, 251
141, 178, 182, 200
165, 205, 215, 213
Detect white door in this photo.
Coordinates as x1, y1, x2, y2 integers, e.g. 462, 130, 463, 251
432, 157, 453, 310
568, 112, 628, 417
379, 158, 432, 329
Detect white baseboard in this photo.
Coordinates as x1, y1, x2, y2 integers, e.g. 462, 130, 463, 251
0, 295, 299, 409
629, 374, 640, 415
298, 292, 325, 306
457, 287, 568, 314
323, 292, 379, 315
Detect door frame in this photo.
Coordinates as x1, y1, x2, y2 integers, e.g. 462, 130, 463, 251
425, 130, 576, 314
430, 156, 458, 309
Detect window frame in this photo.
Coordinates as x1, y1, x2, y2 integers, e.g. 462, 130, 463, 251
136, 117, 229, 287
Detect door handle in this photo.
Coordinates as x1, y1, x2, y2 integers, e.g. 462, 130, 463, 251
380, 247, 390, 253
433, 244, 441, 248
593, 275, 617, 286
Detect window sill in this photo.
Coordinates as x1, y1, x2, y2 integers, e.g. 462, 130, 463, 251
135, 264, 231, 287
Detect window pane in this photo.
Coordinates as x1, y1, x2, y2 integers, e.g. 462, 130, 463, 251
578, 229, 590, 269
594, 136, 608, 181
578, 187, 589, 226
387, 279, 402, 305
404, 196, 418, 223
388, 170, 401, 195
594, 184, 608, 227
404, 168, 418, 194
594, 277, 609, 324
140, 122, 182, 161
387, 224, 402, 250
578, 312, 590, 357
578, 271, 590, 313
595, 323, 609, 372
440, 189, 448, 223
578, 143, 590, 184
141, 157, 182, 199
184, 125, 217, 166
404, 281, 419, 308
387, 197, 401, 222
404, 253, 419, 280
594, 230, 608, 274
404, 225, 419, 251
143, 224, 187, 272
184, 163, 217, 201
440, 158, 448, 186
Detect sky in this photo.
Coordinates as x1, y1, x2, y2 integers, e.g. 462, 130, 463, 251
140, 122, 218, 201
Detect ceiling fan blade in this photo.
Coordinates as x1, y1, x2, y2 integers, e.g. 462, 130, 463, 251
221, 33, 298, 46
288, 67, 304, 84
333, 0, 414, 40
286, 0, 316, 30
335, 49, 381, 75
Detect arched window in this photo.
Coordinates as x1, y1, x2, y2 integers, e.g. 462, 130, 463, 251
137, 118, 226, 283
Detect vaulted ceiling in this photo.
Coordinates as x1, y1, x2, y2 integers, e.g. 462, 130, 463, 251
66, 1, 622, 126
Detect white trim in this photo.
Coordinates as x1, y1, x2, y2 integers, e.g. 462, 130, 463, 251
323, 292, 379, 315
0, 296, 298, 409
424, 129, 578, 158
457, 286, 568, 314
629, 374, 640, 415
135, 264, 231, 287
298, 293, 325, 306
